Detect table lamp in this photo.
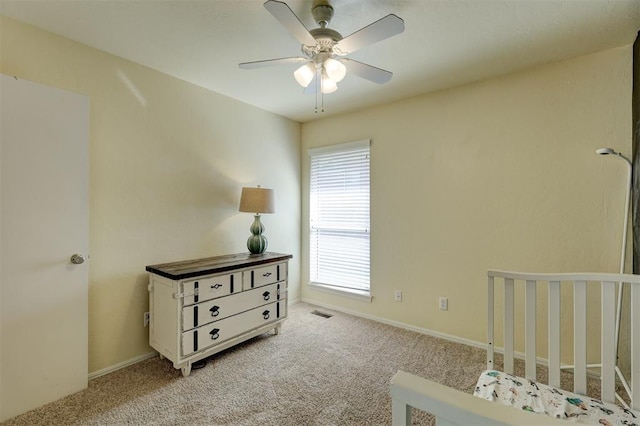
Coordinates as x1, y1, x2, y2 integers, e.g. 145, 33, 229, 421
239, 186, 275, 255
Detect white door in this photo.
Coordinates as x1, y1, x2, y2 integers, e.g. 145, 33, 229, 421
0, 74, 89, 421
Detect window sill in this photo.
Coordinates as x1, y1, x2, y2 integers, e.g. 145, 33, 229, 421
308, 282, 372, 303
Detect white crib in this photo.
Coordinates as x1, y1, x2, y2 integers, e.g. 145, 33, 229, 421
391, 270, 640, 425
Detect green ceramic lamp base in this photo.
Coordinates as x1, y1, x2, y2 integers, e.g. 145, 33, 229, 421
247, 214, 268, 255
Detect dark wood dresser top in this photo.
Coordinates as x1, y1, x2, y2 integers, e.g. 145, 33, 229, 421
146, 252, 292, 280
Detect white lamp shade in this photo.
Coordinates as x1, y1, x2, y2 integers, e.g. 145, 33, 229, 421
294, 63, 316, 88
324, 58, 346, 82
321, 76, 337, 94
239, 187, 275, 214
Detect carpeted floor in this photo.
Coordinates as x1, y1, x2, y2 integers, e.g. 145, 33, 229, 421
2, 302, 596, 425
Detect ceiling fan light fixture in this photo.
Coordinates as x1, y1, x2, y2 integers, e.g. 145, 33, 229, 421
324, 58, 346, 82
294, 63, 316, 87
240, 0, 405, 110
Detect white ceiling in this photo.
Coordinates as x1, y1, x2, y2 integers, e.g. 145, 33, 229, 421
1, 0, 639, 123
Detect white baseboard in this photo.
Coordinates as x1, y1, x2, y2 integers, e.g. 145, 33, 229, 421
300, 297, 486, 351
89, 351, 157, 380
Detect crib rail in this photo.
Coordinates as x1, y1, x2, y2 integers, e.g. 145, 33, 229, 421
390, 370, 567, 425
488, 270, 640, 409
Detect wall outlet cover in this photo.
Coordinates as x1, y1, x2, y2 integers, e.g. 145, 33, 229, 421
439, 297, 448, 310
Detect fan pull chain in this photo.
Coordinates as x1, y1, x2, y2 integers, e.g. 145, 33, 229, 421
321, 76, 324, 113
313, 66, 326, 114
314, 67, 321, 113
315, 67, 319, 113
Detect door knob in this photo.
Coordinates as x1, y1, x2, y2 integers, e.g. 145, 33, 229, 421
70, 254, 86, 264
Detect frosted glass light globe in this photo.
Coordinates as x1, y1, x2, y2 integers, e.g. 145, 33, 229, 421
324, 58, 346, 82
294, 63, 315, 88
321, 77, 337, 94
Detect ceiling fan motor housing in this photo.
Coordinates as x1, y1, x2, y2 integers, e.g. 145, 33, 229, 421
305, 3, 343, 61
304, 28, 343, 58
312, 3, 334, 27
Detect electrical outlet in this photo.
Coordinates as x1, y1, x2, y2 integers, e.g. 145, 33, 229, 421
439, 297, 448, 311
394, 290, 402, 302
144, 312, 150, 327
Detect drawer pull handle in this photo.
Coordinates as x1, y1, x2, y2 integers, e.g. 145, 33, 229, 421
263, 291, 270, 301
263, 272, 272, 278
210, 328, 220, 340
210, 306, 220, 317
263, 310, 270, 320
211, 284, 223, 289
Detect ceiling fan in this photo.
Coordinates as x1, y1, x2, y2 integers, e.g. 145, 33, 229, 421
239, 0, 405, 96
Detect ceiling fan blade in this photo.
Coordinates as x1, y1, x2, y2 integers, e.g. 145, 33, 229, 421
239, 57, 307, 69
264, 0, 317, 47
343, 59, 393, 84
334, 14, 404, 55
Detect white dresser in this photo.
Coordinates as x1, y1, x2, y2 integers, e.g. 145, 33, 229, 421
146, 252, 291, 376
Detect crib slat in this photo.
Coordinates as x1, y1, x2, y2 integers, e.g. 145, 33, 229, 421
632, 282, 640, 410
573, 280, 587, 395
548, 280, 561, 388
487, 276, 495, 371
601, 281, 616, 403
504, 278, 514, 374
525, 280, 536, 380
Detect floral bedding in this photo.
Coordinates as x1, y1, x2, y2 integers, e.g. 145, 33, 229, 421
473, 370, 640, 425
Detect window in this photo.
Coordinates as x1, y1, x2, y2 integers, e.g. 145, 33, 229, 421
309, 140, 370, 298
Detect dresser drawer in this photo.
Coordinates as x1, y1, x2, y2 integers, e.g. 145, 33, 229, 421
181, 300, 285, 356
181, 282, 286, 331
182, 272, 241, 305
243, 262, 286, 290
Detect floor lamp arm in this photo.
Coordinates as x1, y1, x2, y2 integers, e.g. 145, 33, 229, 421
614, 156, 632, 354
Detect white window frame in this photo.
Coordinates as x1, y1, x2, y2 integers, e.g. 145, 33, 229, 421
308, 139, 371, 302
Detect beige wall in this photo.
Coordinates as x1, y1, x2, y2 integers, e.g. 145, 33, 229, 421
0, 16, 301, 374
0, 12, 635, 376
301, 46, 633, 359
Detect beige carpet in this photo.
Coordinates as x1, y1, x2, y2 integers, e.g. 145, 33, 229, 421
2, 302, 596, 425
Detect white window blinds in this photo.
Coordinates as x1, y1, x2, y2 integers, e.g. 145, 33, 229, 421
309, 140, 370, 292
